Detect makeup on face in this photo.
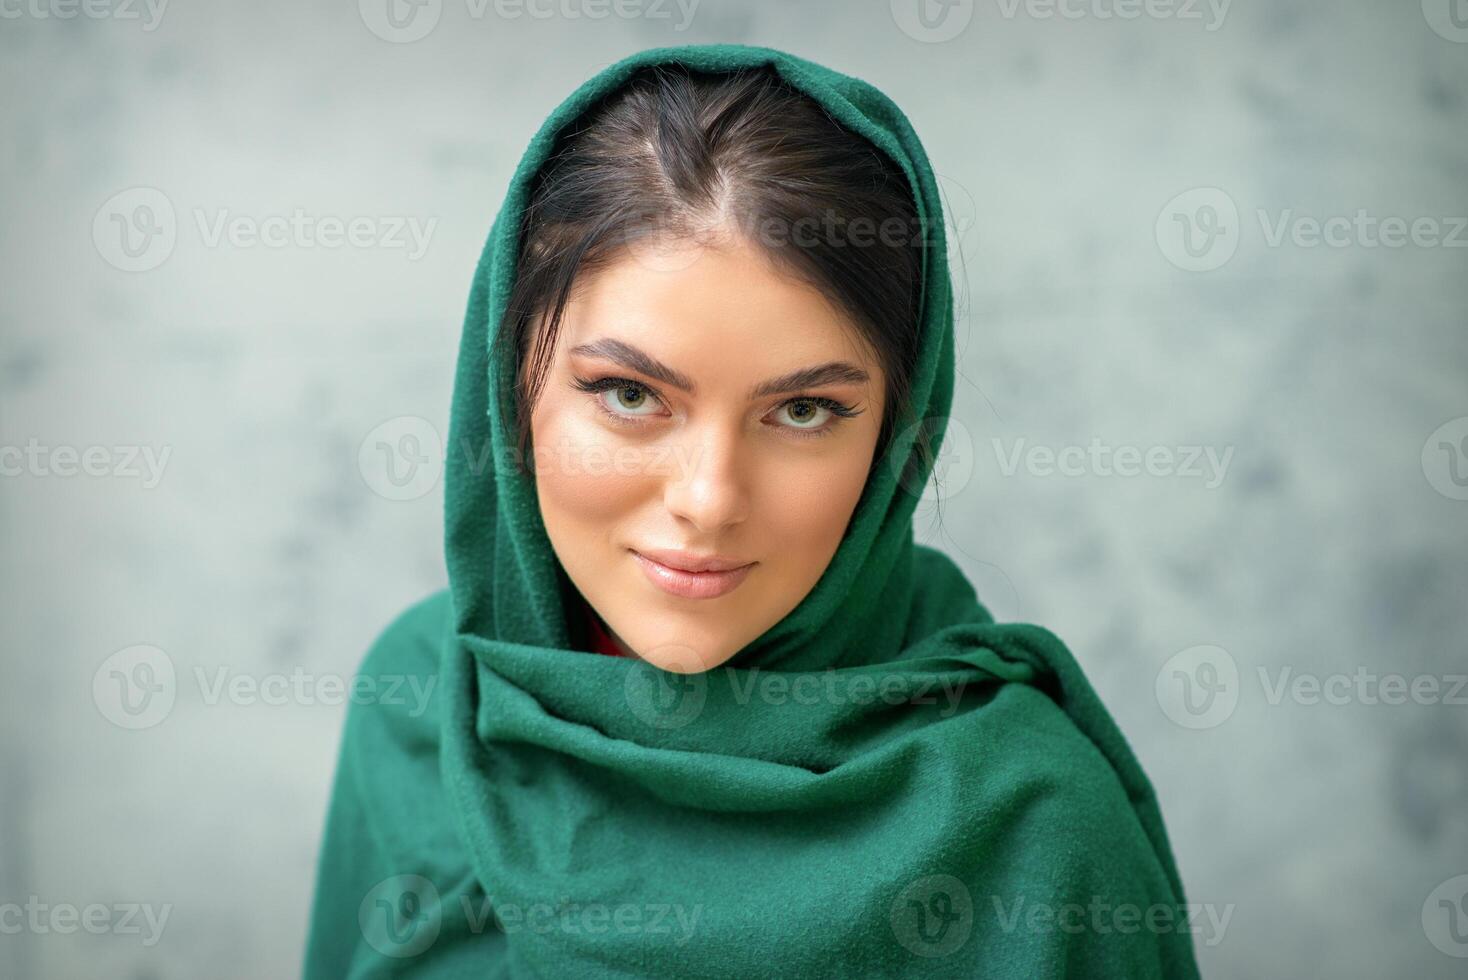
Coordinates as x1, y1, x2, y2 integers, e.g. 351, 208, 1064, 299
528, 232, 885, 672
629, 547, 757, 600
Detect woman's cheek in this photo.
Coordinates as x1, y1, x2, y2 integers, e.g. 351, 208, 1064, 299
532, 413, 650, 526
760, 452, 871, 580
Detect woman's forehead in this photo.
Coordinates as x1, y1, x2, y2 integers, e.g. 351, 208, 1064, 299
556, 240, 882, 375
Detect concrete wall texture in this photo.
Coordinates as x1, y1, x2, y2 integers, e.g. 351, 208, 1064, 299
2, 1, 1466, 976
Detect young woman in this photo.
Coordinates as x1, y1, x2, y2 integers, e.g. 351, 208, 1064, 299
305, 44, 1201, 979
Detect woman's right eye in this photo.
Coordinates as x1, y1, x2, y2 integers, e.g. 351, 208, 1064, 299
602, 382, 661, 416
572, 376, 665, 419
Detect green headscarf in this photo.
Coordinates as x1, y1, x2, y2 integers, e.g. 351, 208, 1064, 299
305, 43, 1201, 979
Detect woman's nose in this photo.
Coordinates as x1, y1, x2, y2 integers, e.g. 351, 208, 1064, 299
661, 423, 751, 534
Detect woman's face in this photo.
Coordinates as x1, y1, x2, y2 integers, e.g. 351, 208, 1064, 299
525, 228, 886, 673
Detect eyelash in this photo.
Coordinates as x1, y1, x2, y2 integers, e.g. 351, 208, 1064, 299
570, 375, 861, 440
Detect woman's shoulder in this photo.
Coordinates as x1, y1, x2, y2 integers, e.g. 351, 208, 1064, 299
304, 587, 472, 978
339, 588, 453, 745
328, 586, 461, 847
356, 588, 453, 680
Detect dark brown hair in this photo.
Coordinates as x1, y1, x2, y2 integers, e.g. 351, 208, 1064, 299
492, 63, 934, 479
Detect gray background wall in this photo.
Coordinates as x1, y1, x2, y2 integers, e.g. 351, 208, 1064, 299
2, 0, 1466, 976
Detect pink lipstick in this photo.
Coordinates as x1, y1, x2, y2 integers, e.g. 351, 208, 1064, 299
630, 548, 755, 600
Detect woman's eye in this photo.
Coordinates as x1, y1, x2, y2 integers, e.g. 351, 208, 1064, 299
776, 398, 832, 430
602, 383, 661, 416
573, 375, 858, 437
571, 376, 664, 419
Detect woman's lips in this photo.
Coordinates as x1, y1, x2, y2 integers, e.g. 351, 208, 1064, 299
630, 550, 755, 600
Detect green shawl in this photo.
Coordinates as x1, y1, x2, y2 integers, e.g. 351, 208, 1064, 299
304, 43, 1201, 979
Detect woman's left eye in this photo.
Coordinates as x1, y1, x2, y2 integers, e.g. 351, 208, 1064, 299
770, 397, 860, 439
774, 398, 833, 432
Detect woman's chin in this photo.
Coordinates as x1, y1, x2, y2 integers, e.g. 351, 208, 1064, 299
623, 631, 739, 674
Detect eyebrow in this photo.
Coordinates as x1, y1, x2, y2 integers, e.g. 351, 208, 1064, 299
568, 337, 871, 399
